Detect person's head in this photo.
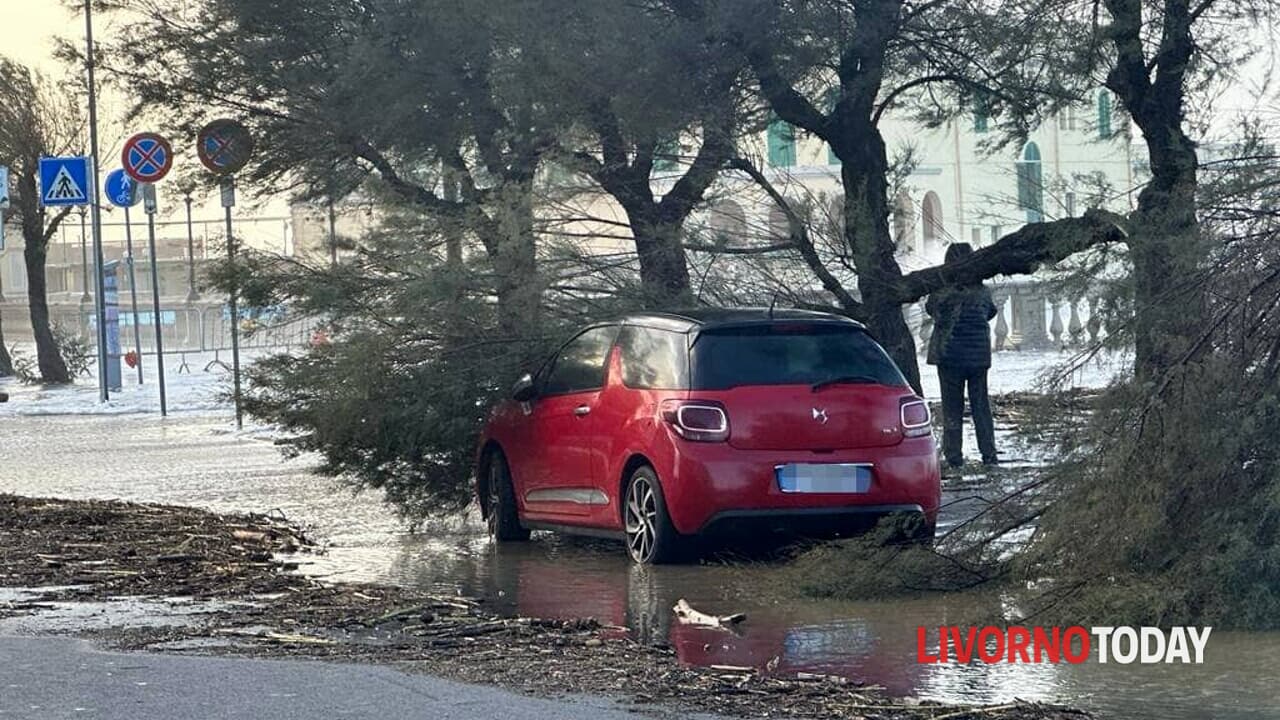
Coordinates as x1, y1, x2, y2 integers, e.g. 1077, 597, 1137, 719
944, 242, 974, 264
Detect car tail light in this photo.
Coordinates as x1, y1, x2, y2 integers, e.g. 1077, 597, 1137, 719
661, 400, 730, 442
900, 397, 932, 438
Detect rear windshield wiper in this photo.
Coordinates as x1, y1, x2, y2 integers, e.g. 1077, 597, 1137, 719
811, 375, 880, 392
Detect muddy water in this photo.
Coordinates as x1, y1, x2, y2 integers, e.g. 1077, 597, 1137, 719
2, 413, 1278, 720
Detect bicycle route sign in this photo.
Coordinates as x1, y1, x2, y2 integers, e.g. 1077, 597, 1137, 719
105, 168, 140, 208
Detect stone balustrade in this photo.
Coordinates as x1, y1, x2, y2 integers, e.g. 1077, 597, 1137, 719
913, 282, 1111, 353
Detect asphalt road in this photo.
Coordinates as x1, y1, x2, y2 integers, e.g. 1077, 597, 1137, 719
0, 635, 679, 720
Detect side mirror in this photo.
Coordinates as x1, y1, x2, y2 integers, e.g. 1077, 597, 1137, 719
512, 374, 537, 402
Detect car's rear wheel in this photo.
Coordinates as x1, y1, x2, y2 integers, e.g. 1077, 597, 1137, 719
486, 451, 529, 542
624, 466, 683, 564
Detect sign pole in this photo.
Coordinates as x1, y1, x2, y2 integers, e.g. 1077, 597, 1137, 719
142, 184, 167, 416
0, 165, 9, 300
223, 177, 243, 430
123, 206, 144, 384
197, 119, 253, 430
84, 0, 109, 403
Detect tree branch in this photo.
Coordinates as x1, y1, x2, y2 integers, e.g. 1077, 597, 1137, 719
729, 157, 862, 313
896, 209, 1128, 303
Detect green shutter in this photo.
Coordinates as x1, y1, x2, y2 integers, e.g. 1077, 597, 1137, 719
1097, 91, 1111, 139
654, 137, 680, 172
767, 116, 796, 167
973, 94, 990, 133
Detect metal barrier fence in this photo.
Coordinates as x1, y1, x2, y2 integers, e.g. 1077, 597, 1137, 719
45, 302, 319, 357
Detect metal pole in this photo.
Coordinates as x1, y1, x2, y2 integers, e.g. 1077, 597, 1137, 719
123, 206, 143, 384
145, 195, 166, 416
78, 207, 89, 302
185, 194, 199, 301
85, 0, 110, 402
224, 177, 243, 429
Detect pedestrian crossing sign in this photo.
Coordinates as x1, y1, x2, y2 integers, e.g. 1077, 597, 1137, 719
40, 156, 91, 208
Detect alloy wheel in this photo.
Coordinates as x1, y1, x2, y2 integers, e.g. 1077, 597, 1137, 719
625, 475, 659, 562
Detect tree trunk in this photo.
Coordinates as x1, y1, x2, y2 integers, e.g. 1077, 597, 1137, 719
626, 206, 693, 308
24, 242, 70, 383
490, 181, 542, 345
1128, 123, 1201, 378
840, 129, 923, 394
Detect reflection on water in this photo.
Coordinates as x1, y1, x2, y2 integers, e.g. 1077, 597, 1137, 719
2, 413, 1279, 719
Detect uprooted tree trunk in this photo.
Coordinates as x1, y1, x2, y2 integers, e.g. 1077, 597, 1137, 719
895, 210, 1130, 302
837, 125, 924, 392
1103, 0, 1205, 379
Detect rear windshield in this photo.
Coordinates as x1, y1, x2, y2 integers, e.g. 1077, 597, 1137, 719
690, 324, 908, 390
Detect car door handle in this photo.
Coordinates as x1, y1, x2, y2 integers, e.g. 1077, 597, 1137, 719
573, 405, 591, 417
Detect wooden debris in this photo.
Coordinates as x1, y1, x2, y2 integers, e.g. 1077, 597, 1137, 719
672, 598, 746, 628
0, 493, 1090, 720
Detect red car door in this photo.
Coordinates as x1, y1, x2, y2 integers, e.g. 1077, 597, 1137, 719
520, 325, 618, 522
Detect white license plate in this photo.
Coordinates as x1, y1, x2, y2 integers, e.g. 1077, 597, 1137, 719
776, 463, 872, 494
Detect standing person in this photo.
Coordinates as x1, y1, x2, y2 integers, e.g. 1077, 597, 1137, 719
926, 243, 999, 467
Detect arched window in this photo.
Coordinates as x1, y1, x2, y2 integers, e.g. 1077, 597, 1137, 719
767, 115, 796, 167
768, 204, 791, 240
1016, 141, 1044, 223
708, 200, 746, 247
893, 192, 915, 251
1097, 91, 1112, 139
922, 191, 943, 244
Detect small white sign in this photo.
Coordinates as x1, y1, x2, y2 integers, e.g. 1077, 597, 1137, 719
141, 183, 157, 215
220, 178, 235, 208
0, 166, 10, 211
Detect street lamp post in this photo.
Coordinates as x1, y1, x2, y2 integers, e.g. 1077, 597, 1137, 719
85, 0, 110, 402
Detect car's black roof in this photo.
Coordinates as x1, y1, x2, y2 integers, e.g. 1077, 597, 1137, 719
621, 307, 866, 333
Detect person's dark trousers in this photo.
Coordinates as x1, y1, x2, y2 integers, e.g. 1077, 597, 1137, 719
937, 365, 997, 466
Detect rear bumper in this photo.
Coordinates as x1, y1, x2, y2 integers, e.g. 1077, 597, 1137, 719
697, 504, 926, 538
659, 436, 941, 536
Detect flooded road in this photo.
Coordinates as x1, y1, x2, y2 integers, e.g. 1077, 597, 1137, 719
2, 412, 1278, 719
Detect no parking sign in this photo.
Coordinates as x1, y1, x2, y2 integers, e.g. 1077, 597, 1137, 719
197, 119, 254, 175
122, 133, 174, 184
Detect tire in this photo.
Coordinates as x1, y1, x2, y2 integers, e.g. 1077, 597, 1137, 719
486, 451, 529, 542
624, 466, 684, 564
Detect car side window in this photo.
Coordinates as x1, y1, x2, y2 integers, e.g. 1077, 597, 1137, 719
541, 326, 619, 395
618, 325, 689, 389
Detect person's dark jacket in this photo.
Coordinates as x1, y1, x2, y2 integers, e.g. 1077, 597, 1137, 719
926, 284, 998, 368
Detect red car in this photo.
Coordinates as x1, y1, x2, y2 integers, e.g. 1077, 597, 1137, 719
475, 309, 940, 563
